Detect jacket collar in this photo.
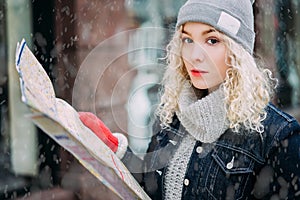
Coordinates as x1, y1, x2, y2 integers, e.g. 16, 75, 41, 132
163, 114, 266, 164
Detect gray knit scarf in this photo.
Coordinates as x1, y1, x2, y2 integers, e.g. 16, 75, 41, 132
164, 82, 229, 199
176, 81, 229, 143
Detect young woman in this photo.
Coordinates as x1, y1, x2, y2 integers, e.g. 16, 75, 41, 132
79, 0, 300, 199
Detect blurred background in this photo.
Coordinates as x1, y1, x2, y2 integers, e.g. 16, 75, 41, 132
0, 0, 299, 199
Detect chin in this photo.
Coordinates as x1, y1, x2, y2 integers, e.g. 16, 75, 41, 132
191, 82, 208, 90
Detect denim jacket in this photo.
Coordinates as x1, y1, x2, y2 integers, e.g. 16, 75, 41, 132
122, 103, 300, 199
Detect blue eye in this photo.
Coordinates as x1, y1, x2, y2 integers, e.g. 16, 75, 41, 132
207, 38, 219, 45
182, 37, 193, 44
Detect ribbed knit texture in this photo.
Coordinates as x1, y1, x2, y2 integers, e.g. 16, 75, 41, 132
163, 82, 229, 199
164, 134, 196, 200
176, 0, 255, 53
176, 82, 229, 143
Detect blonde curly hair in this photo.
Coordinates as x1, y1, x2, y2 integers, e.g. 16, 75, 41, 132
156, 29, 275, 134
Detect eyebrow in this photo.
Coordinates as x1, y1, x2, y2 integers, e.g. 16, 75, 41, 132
182, 28, 216, 36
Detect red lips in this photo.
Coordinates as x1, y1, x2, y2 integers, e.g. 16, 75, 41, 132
190, 69, 208, 77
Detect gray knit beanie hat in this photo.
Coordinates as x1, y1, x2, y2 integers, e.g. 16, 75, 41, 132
176, 0, 255, 54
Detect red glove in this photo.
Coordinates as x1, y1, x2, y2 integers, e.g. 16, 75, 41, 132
78, 112, 118, 152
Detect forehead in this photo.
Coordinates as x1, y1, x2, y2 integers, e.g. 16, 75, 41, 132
182, 22, 216, 33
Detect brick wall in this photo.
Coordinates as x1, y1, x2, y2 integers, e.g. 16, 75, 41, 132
54, 0, 136, 133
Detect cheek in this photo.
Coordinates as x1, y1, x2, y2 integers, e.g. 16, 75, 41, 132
212, 51, 228, 75
181, 52, 187, 64
182, 59, 190, 70
181, 46, 192, 63
181, 53, 191, 69
217, 61, 228, 75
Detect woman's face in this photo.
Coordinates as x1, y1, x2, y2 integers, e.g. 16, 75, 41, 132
181, 22, 229, 92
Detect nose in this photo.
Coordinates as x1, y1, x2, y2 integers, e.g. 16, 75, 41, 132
191, 43, 205, 62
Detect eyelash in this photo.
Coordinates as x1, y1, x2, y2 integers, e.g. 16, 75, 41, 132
181, 37, 220, 45
182, 37, 193, 44
207, 38, 219, 45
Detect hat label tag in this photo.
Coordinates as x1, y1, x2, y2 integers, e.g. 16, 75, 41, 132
217, 11, 241, 35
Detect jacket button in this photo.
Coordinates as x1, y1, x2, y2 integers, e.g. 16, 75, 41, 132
184, 178, 189, 186
156, 170, 162, 176
196, 146, 203, 154
169, 140, 177, 145
226, 156, 235, 169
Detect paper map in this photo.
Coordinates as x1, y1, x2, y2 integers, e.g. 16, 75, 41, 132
15, 39, 150, 200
